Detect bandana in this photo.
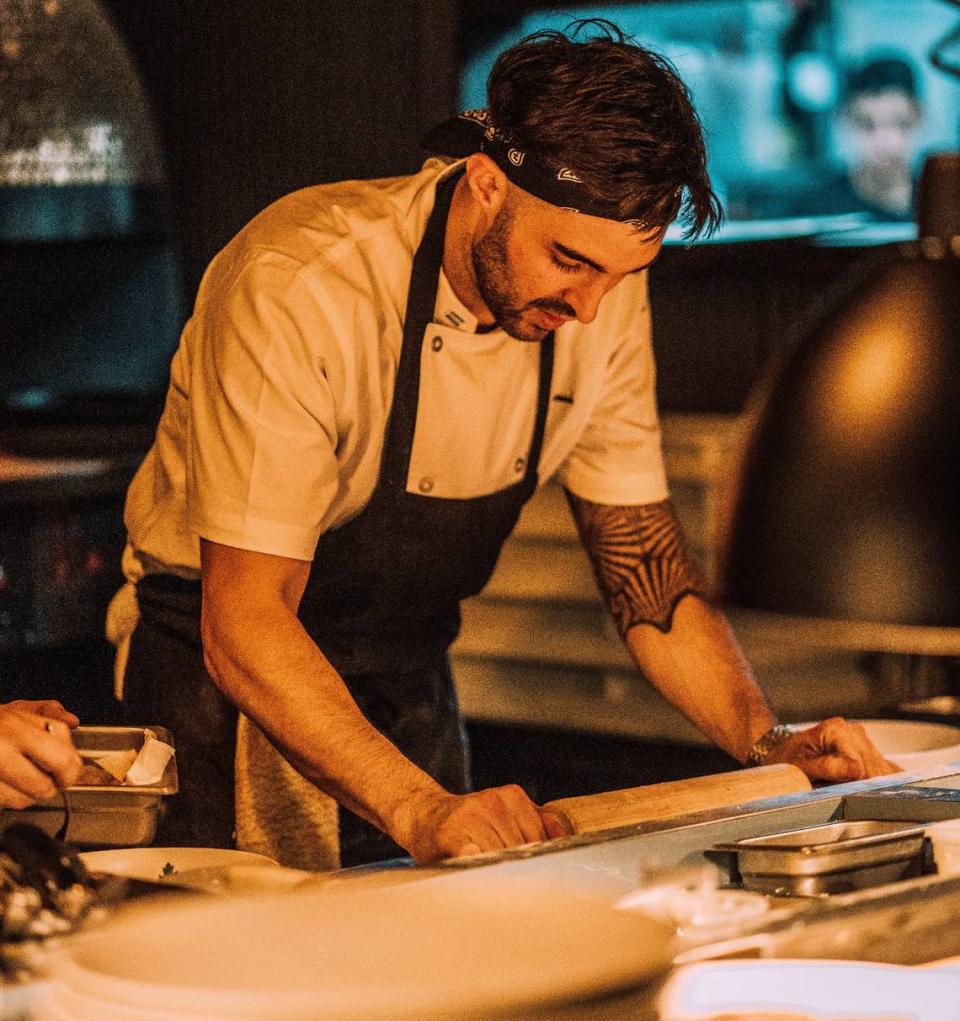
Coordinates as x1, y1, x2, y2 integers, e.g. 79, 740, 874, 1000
421, 109, 648, 228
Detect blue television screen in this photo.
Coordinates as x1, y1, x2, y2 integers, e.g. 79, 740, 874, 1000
460, 0, 960, 245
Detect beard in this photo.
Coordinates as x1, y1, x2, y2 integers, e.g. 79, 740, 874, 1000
471, 201, 575, 342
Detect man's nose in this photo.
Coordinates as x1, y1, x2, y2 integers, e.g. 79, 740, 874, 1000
563, 277, 609, 325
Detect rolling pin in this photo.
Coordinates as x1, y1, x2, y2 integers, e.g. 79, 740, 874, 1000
542, 763, 811, 835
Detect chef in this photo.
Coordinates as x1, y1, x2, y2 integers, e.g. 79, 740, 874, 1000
108, 22, 896, 870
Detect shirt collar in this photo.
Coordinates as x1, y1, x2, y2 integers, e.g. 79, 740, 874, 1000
434, 267, 482, 333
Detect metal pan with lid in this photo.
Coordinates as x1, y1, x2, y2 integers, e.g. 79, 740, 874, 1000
712, 820, 928, 896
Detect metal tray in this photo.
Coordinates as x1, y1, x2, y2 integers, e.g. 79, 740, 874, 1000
0, 725, 178, 848
737, 858, 926, 896
712, 821, 928, 896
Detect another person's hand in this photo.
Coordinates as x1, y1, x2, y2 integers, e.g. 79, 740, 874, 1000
0, 700, 82, 809
763, 716, 900, 782
394, 785, 573, 865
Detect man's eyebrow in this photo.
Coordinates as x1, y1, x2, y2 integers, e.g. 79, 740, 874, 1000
553, 241, 660, 276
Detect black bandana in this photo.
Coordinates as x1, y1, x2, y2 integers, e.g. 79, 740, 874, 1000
421, 109, 647, 227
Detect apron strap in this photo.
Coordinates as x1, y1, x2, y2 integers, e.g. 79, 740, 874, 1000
380, 172, 461, 490
525, 333, 554, 487
381, 168, 556, 493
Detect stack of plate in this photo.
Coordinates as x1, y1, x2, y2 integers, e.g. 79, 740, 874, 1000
34, 874, 674, 1020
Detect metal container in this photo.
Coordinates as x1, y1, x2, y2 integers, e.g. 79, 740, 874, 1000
713, 820, 927, 896
0, 725, 177, 848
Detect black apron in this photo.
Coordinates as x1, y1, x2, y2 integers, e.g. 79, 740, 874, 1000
124, 171, 555, 866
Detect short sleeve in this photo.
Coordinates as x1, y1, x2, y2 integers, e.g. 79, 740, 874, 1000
185, 254, 342, 560
555, 277, 669, 506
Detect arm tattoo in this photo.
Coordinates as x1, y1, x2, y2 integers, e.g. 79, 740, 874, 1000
565, 492, 710, 638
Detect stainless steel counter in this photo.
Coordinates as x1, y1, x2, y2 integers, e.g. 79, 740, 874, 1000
10, 766, 960, 1020
325, 763, 960, 1018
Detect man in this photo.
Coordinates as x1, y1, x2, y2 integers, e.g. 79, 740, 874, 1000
0, 700, 81, 809
799, 55, 923, 221
111, 23, 895, 870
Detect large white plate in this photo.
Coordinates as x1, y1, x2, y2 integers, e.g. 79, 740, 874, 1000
78, 847, 276, 884
42, 876, 674, 1020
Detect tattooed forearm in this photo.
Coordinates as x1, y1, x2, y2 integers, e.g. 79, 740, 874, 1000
565, 492, 710, 637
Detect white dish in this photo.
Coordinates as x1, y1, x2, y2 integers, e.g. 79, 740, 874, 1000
162, 863, 319, 895
78, 847, 276, 884
658, 958, 960, 1020
42, 876, 673, 1020
795, 718, 960, 770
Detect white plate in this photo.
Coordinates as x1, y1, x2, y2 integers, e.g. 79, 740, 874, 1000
159, 863, 319, 895
78, 847, 276, 884
658, 959, 960, 1020
42, 875, 674, 1020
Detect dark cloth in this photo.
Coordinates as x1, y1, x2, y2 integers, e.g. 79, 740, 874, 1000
122, 593, 469, 866
123, 591, 237, 849
122, 169, 555, 866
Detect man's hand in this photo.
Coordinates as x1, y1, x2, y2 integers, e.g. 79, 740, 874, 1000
6, 700, 80, 728
763, 716, 900, 782
392, 785, 573, 865
0, 701, 82, 809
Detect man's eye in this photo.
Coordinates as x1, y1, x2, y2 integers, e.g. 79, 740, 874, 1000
552, 255, 580, 274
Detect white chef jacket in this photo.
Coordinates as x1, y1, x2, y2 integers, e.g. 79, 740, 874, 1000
117, 157, 668, 591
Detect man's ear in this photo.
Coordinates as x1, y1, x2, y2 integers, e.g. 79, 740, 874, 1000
464, 153, 509, 220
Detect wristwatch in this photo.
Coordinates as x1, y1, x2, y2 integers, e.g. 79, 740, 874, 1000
746, 724, 796, 766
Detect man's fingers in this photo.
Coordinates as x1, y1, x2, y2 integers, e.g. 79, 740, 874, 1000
452, 841, 483, 858
0, 704, 80, 808
10, 700, 80, 728
15, 716, 82, 789
777, 717, 903, 782
411, 784, 554, 863
497, 785, 548, 845
0, 781, 38, 811
442, 794, 572, 859
539, 807, 574, 840
468, 785, 546, 849
803, 754, 867, 784
0, 751, 59, 803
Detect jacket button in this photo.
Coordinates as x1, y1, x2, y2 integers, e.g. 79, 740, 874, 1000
419, 477, 434, 493
431, 335, 443, 352
515, 457, 525, 473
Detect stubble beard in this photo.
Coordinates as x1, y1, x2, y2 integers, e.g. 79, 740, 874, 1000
471, 203, 572, 343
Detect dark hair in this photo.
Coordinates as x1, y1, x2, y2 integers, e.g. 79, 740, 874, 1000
486, 19, 722, 239
843, 55, 920, 105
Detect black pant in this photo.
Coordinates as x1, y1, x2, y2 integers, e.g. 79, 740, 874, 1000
122, 610, 471, 867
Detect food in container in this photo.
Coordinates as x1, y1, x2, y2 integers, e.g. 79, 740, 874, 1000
0, 726, 178, 848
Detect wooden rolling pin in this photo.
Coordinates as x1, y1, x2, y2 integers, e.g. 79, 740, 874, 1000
542, 763, 811, 835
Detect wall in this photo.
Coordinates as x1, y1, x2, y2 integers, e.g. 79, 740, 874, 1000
95, 1, 898, 413
648, 237, 900, 413
103, 0, 460, 301
1, 2, 462, 721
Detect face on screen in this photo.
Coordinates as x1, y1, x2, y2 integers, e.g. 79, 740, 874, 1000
844, 89, 923, 173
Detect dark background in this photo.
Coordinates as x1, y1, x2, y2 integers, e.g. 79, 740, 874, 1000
97, 0, 893, 413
